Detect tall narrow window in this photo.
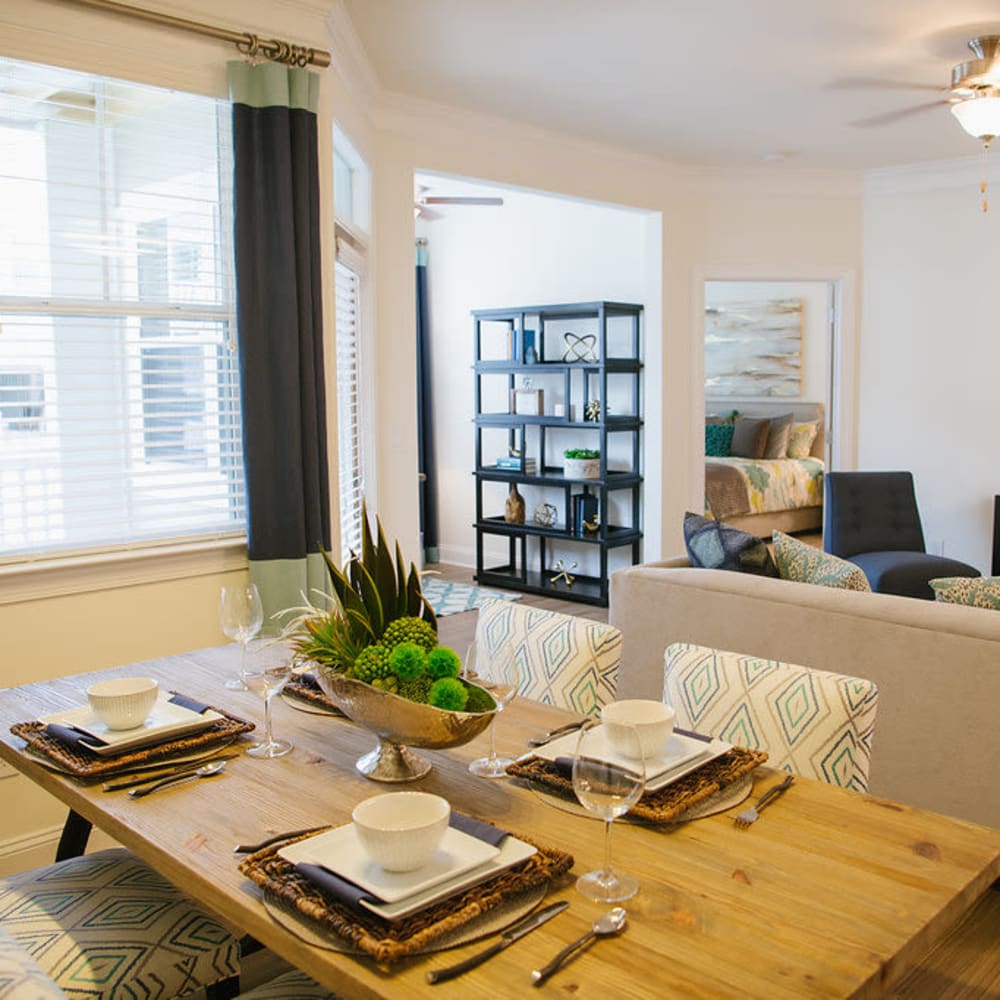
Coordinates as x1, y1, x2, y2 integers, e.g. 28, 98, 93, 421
0, 57, 243, 562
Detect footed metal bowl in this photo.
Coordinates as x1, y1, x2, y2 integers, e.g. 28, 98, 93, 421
316, 671, 496, 782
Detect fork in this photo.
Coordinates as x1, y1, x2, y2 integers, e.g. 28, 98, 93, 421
733, 773, 795, 829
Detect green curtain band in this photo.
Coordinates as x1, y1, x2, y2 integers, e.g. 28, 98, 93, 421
227, 61, 320, 112
249, 552, 331, 635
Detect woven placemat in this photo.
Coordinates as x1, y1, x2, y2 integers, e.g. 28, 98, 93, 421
506, 747, 768, 824
10, 705, 255, 778
238, 825, 574, 964
283, 673, 345, 715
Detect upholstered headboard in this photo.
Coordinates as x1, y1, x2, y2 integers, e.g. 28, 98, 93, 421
705, 399, 825, 458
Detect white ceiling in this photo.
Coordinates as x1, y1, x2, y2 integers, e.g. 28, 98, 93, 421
343, 0, 1000, 171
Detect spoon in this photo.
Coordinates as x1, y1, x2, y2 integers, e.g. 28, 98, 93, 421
526, 719, 589, 747
531, 906, 627, 986
128, 760, 227, 798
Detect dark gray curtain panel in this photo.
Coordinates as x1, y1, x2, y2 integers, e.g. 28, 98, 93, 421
227, 62, 331, 625
415, 241, 439, 564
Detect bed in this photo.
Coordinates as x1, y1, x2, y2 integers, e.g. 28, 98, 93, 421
704, 400, 825, 538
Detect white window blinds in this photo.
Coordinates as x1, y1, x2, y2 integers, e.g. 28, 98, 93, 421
0, 57, 245, 562
335, 239, 365, 565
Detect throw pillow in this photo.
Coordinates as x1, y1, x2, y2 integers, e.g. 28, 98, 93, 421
704, 423, 734, 457
787, 420, 820, 459
763, 412, 794, 459
684, 512, 778, 577
929, 576, 1000, 610
772, 531, 871, 591
730, 416, 770, 458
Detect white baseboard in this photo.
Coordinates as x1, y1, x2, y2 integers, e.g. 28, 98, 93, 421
0, 824, 122, 877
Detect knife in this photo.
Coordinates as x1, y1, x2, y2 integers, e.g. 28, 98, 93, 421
426, 900, 568, 984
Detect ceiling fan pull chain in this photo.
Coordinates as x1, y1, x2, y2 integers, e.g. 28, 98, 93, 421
982, 141, 990, 214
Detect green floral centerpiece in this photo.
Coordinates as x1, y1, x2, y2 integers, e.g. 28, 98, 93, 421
284, 505, 496, 781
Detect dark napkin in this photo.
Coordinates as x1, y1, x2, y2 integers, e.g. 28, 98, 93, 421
167, 693, 212, 714
293, 812, 509, 912
43, 723, 108, 750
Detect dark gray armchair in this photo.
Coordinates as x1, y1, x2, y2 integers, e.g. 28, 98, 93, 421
824, 471, 980, 600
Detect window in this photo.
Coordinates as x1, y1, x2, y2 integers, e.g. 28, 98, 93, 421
0, 57, 244, 562
333, 124, 370, 232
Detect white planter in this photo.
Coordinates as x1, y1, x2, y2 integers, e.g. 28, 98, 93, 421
563, 457, 600, 480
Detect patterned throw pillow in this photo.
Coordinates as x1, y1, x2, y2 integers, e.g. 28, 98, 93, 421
663, 642, 879, 791
684, 512, 778, 577
704, 423, 734, 457
787, 420, 820, 459
929, 576, 1000, 610
729, 416, 770, 458
772, 530, 871, 591
763, 413, 794, 459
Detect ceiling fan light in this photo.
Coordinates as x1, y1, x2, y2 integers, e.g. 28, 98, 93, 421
950, 95, 1000, 139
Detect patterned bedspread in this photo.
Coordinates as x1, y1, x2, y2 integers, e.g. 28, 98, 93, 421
705, 457, 824, 516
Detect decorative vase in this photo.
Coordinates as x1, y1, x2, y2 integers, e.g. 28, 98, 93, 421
563, 457, 600, 480
505, 483, 526, 523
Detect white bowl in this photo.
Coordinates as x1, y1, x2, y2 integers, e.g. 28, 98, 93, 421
601, 699, 676, 761
86, 677, 160, 731
352, 792, 451, 872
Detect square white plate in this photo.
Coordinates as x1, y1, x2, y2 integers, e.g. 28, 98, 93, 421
280, 827, 537, 921
530, 725, 732, 792
40, 695, 221, 756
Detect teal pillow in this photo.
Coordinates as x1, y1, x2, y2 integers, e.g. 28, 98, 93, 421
772, 531, 871, 591
705, 424, 734, 457
930, 576, 1000, 610
683, 512, 778, 576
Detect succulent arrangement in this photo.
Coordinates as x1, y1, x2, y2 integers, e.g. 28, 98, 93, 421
284, 504, 494, 714
563, 447, 600, 459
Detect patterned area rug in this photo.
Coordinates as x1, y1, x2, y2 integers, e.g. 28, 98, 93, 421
420, 578, 521, 618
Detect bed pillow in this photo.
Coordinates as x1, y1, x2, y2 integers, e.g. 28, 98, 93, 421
705, 424, 734, 457
772, 531, 871, 591
684, 512, 778, 577
929, 577, 1000, 610
729, 416, 770, 459
763, 413, 794, 459
787, 420, 820, 459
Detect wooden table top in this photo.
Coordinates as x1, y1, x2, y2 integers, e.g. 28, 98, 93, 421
1, 646, 997, 1000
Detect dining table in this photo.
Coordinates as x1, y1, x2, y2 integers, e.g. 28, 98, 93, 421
0, 644, 998, 999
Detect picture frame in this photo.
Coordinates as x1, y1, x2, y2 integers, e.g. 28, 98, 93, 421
509, 388, 544, 415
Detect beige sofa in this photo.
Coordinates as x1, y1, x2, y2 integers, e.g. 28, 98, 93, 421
609, 557, 1000, 828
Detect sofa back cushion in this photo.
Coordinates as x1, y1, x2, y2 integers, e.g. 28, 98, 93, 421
475, 599, 622, 718
663, 642, 879, 791
773, 530, 871, 591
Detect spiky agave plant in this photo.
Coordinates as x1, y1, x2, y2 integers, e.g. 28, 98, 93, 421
286, 503, 437, 673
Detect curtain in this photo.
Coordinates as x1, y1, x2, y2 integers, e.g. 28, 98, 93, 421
415, 240, 439, 564
227, 61, 331, 627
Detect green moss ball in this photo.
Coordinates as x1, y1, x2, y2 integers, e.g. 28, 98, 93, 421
353, 644, 392, 683
426, 645, 462, 680
382, 616, 437, 652
398, 674, 433, 704
429, 676, 469, 712
389, 641, 427, 681
463, 683, 497, 714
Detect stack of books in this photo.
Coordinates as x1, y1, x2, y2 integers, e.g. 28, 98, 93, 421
495, 456, 537, 473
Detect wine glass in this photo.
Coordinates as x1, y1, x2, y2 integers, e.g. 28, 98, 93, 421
243, 647, 294, 759
571, 723, 646, 902
468, 653, 518, 778
219, 583, 263, 690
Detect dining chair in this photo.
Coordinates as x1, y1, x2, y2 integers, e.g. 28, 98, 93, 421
235, 969, 340, 998
0, 848, 241, 1000
662, 642, 879, 791
824, 471, 980, 599
473, 599, 622, 718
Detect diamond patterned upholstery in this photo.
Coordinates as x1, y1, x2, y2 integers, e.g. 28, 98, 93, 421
235, 970, 339, 999
0, 849, 239, 1000
0, 925, 67, 999
663, 642, 878, 791
474, 600, 622, 717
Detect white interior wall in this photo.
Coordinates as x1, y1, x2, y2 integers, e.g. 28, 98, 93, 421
861, 169, 999, 570
416, 181, 653, 570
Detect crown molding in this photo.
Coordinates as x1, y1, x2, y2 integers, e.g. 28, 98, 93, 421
864, 153, 989, 196
325, 0, 380, 107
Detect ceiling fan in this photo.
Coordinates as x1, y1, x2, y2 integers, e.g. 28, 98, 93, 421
414, 183, 504, 220
849, 34, 1000, 142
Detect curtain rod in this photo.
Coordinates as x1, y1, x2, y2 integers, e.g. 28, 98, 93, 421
56, 0, 332, 68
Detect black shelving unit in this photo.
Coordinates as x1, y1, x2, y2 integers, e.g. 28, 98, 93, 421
472, 301, 643, 606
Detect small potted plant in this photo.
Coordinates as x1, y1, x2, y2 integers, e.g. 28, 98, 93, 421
563, 447, 600, 480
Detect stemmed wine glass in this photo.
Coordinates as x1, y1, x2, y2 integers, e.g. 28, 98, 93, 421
571, 723, 646, 901
468, 653, 518, 778
219, 583, 263, 691
243, 646, 294, 759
